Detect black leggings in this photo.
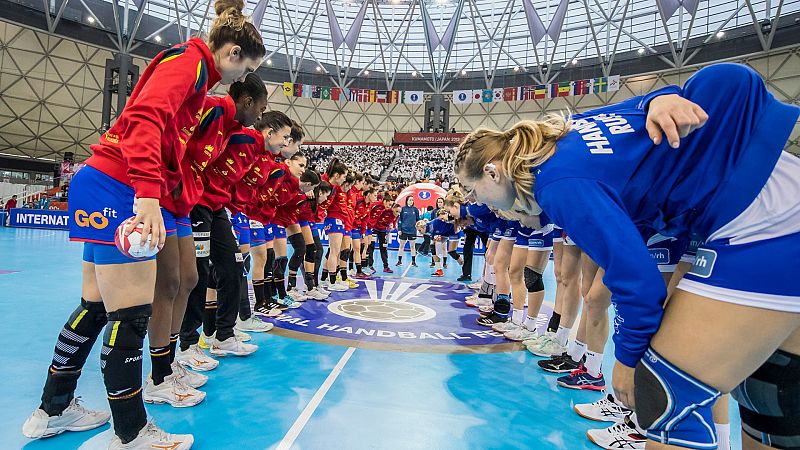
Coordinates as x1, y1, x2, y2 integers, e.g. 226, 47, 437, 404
462, 228, 489, 278
376, 231, 389, 268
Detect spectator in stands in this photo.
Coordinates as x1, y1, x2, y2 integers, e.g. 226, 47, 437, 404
304, 145, 397, 180
4, 195, 18, 211
36, 194, 50, 210
451, 127, 456, 133
386, 147, 456, 184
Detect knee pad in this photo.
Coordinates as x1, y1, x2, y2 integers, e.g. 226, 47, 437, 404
732, 350, 800, 449
339, 249, 350, 262
102, 304, 152, 400
494, 294, 511, 314
305, 244, 316, 263
635, 347, 721, 449
524, 267, 544, 293
273, 256, 289, 278
289, 233, 305, 251
242, 252, 251, 276
448, 250, 460, 261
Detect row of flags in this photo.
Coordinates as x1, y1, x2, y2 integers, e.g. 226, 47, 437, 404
282, 82, 424, 104
452, 75, 621, 104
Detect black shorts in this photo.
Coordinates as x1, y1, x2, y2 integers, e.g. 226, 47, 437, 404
399, 232, 417, 241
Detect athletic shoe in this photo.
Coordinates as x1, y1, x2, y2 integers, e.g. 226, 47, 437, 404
383, 267, 394, 274
464, 294, 478, 302
236, 316, 274, 333
504, 327, 538, 342
22, 397, 111, 439
467, 279, 483, 289
143, 374, 205, 408
491, 321, 520, 333
277, 297, 301, 309
477, 312, 507, 327
348, 269, 357, 277
411, 261, 418, 267
457, 275, 472, 283
538, 352, 583, 373
368, 267, 377, 275
254, 303, 283, 317
574, 393, 632, 423
478, 304, 495, 316
345, 279, 359, 289
431, 269, 444, 277
108, 420, 193, 450
557, 367, 606, 391
429, 262, 436, 268
305, 287, 328, 301
354, 272, 371, 280
198, 332, 214, 350
320, 279, 331, 289
465, 296, 492, 308
526, 334, 567, 357
286, 288, 308, 302
586, 416, 646, 450
328, 281, 349, 291
176, 344, 219, 372
522, 331, 552, 347
395, 259, 402, 266
210, 336, 258, 357
171, 362, 207, 389
234, 329, 252, 341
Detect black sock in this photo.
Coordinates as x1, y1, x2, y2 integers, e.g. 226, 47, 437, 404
149, 344, 172, 385
41, 299, 107, 416
273, 257, 288, 299
339, 268, 348, 281
321, 269, 329, 283
253, 279, 265, 306
547, 312, 562, 333
494, 294, 511, 318
202, 300, 217, 337
288, 270, 298, 290
102, 304, 150, 444
304, 272, 316, 290
329, 271, 337, 284
356, 263, 362, 274
168, 333, 179, 364
412, 255, 416, 264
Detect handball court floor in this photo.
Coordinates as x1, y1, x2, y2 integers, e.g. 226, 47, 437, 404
0, 227, 742, 450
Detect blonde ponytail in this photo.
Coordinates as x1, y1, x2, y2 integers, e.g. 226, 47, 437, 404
454, 116, 569, 215
208, 0, 265, 59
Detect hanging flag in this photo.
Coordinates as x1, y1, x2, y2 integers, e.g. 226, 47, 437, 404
571, 79, 590, 96
549, 83, 559, 98
321, 86, 331, 100
311, 85, 322, 99
293, 83, 303, 97
303, 85, 314, 98
518, 85, 535, 101
404, 91, 424, 104
340, 88, 350, 102
331, 87, 340, 101
471, 90, 483, 103
283, 82, 293, 97
557, 82, 571, 97
369, 90, 376, 103
360, 89, 370, 103
493, 88, 504, 102
376, 91, 388, 103
453, 90, 471, 104
608, 75, 621, 91
503, 87, 517, 102
389, 91, 400, 104
593, 77, 608, 93
534, 85, 547, 99
482, 89, 493, 103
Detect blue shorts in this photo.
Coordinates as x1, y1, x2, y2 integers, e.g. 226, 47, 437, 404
324, 218, 345, 235
264, 224, 274, 242
516, 227, 553, 250
365, 229, 373, 236
351, 229, 362, 240
550, 225, 564, 243
646, 234, 687, 273
231, 212, 250, 246
312, 223, 325, 239
160, 209, 180, 237
271, 224, 287, 239
501, 223, 518, 241
250, 221, 266, 247
69, 166, 155, 265
679, 231, 800, 312
344, 229, 352, 238
299, 220, 310, 228
175, 216, 192, 238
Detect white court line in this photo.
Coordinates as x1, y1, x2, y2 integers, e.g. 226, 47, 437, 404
401, 261, 413, 278
275, 347, 356, 450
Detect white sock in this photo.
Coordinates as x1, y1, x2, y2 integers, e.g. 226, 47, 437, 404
566, 339, 586, 362
555, 325, 570, 347
585, 350, 603, 377
524, 316, 538, 332
486, 265, 496, 285
715, 423, 730, 450
511, 309, 524, 325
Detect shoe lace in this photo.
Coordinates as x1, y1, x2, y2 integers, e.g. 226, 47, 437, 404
68, 396, 89, 415
143, 420, 170, 441
568, 366, 587, 377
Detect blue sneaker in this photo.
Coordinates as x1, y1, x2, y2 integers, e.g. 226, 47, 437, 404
557, 367, 606, 391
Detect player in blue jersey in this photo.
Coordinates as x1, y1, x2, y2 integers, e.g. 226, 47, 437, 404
454, 63, 800, 450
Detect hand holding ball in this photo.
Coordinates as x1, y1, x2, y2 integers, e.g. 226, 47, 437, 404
115, 216, 161, 259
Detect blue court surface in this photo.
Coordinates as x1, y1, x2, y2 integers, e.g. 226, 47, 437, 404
0, 227, 742, 449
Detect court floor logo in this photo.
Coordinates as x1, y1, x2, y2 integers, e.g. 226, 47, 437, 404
262, 277, 552, 353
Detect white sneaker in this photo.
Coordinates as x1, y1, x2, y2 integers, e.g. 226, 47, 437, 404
305, 287, 327, 300
522, 332, 550, 347
327, 281, 348, 291
348, 269, 357, 277
468, 279, 483, 289
465, 294, 478, 302
234, 328, 251, 341
320, 279, 331, 289
287, 288, 308, 302
211, 336, 258, 356
575, 393, 632, 423
171, 362, 207, 389
277, 297, 301, 309
586, 416, 646, 450
491, 321, 520, 333
504, 327, 538, 342
526, 334, 567, 357
22, 397, 110, 439
109, 420, 193, 450
143, 374, 205, 408
175, 344, 219, 372
236, 316, 274, 332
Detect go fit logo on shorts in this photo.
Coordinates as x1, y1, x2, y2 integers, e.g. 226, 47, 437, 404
74, 207, 118, 229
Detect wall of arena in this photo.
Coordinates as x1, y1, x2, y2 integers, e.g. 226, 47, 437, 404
1, 19, 798, 160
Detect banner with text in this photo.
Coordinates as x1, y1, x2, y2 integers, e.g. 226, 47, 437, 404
8, 208, 70, 230
392, 132, 467, 145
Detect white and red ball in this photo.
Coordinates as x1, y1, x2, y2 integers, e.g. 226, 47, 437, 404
114, 216, 160, 259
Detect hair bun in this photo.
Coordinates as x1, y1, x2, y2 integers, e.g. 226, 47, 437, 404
214, 0, 245, 16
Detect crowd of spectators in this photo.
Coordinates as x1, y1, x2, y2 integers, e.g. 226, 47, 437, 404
304, 145, 397, 179
385, 146, 456, 185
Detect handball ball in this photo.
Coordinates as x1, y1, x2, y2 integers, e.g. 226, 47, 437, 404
115, 216, 160, 259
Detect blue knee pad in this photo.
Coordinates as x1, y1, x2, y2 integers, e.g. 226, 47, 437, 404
635, 347, 721, 449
